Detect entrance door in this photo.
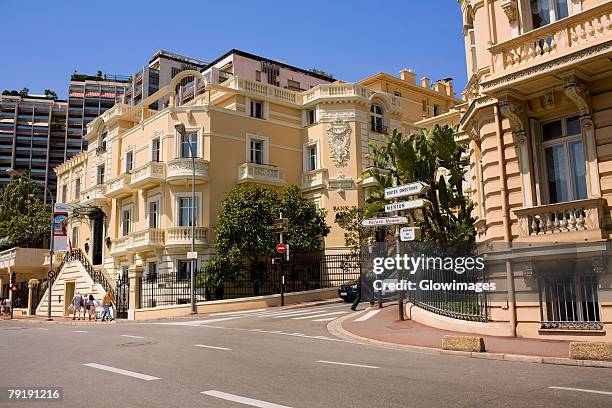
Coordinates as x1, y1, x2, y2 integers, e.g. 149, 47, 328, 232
64, 281, 75, 316
92, 217, 104, 265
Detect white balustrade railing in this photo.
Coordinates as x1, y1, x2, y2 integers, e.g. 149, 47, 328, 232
238, 162, 286, 185
166, 227, 208, 245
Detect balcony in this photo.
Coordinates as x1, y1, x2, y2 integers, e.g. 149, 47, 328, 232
166, 226, 208, 247
485, 3, 612, 92
130, 161, 165, 188
81, 184, 107, 207
514, 198, 607, 243
109, 235, 130, 256
238, 162, 286, 186
106, 173, 133, 199
301, 168, 328, 191
166, 158, 209, 184
110, 229, 165, 257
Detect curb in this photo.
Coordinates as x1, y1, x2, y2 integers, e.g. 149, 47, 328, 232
327, 313, 612, 369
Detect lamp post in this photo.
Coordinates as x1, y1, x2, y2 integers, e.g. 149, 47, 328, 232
174, 123, 197, 314
6, 169, 54, 321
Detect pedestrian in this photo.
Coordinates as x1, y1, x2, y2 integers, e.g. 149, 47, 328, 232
351, 278, 361, 311
81, 294, 87, 320
72, 292, 83, 320
100, 290, 113, 322
86, 294, 96, 321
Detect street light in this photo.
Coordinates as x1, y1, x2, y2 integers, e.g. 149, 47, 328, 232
174, 122, 197, 314
6, 168, 54, 321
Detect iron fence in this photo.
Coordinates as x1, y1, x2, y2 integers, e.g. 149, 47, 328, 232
139, 252, 360, 308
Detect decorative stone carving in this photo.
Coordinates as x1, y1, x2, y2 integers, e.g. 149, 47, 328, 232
542, 91, 555, 109
498, 95, 525, 134
327, 119, 352, 167
592, 256, 607, 274
563, 75, 591, 117
501, 0, 518, 24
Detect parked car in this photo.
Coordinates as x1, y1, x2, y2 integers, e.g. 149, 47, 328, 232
338, 280, 359, 302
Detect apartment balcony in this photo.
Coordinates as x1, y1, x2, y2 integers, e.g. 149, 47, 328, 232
106, 173, 133, 199
166, 158, 209, 185
109, 235, 130, 256
238, 162, 287, 186
165, 226, 208, 247
484, 3, 612, 94
130, 161, 165, 188
80, 184, 107, 207
110, 228, 165, 257
514, 198, 607, 243
300, 168, 328, 191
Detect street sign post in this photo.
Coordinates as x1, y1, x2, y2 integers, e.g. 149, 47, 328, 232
384, 199, 431, 212
276, 243, 286, 253
384, 182, 429, 200
361, 216, 408, 227
271, 218, 289, 233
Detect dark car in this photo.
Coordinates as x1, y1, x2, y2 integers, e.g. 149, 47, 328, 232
338, 280, 359, 302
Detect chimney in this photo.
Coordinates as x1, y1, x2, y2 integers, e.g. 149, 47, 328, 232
433, 81, 445, 93
399, 69, 416, 84
421, 77, 431, 88
444, 79, 455, 98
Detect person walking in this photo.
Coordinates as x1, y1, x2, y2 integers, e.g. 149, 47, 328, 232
86, 294, 96, 321
100, 290, 113, 322
81, 294, 87, 320
72, 292, 83, 320
350, 278, 361, 311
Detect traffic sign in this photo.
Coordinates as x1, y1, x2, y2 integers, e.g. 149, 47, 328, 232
276, 243, 287, 253
187, 251, 198, 259
361, 216, 408, 227
400, 227, 421, 242
48, 270, 55, 279
385, 199, 431, 212
384, 182, 429, 199
10, 284, 17, 291
271, 218, 289, 233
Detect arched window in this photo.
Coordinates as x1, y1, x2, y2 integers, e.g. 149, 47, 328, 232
370, 104, 386, 134
97, 128, 108, 154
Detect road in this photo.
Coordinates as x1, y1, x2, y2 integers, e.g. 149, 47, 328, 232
1, 302, 611, 407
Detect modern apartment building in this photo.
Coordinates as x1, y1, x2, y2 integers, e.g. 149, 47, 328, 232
67, 73, 130, 151
0, 94, 68, 193
51, 53, 458, 317
451, 0, 612, 340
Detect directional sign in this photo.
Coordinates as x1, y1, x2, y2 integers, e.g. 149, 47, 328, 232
276, 243, 286, 253
361, 216, 408, 227
271, 218, 289, 233
384, 199, 431, 212
48, 270, 56, 279
384, 182, 429, 200
400, 227, 421, 242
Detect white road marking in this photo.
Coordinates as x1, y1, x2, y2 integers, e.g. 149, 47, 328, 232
270, 309, 337, 318
317, 360, 379, 369
121, 335, 145, 339
199, 324, 352, 343
353, 309, 381, 322
152, 317, 242, 326
312, 317, 338, 322
37, 328, 50, 331
72, 330, 88, 333
202, 390, 292, 408
209, 308, 267, 316
83, 363, 161, 381
194, 344, 232, 351
548, 386, 612, 396
292, 311, 347, 320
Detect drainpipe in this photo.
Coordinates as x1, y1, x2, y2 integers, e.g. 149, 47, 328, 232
494, 104, 517, 337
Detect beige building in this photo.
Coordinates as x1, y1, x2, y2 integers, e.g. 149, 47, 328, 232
447, 0, 612, 340
52, 53, 458, 316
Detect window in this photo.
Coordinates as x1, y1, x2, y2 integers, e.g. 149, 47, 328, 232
125, 151, 134, 173
250, 139, 264, 164
306, 109, 317, 126
541, 116, 586, 203
255, 71, 261, 82
468, 29, 478, 74
540, 274, 600, 329
148, 200, 159, 229
176, 260, 191, 282
422, 99, 427, 112
97, 165, 105, 185
530, 0, 569, 29
250, 100, 264, 119
178, 196, 197, 227
71, 226, 78, 247
370, 104, 386, 134
146, 262, 157, 282
306, 145, 318, 171
97, 130, 107, 154
61, 185, 67, 203
393, 91, 402, 97
433, 104, 441, 116
180, 132, 197, 158
287, 79, 301, 91
74, 178, 81, 198
121, 207, 132, 236
151, 137, 160, 162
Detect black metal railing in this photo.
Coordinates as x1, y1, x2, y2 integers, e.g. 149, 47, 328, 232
30, 279, 48, 314
139, 252, 360, 308
371, 123, 388, 134
12, 281, 29, 308
64, 249, 114, 296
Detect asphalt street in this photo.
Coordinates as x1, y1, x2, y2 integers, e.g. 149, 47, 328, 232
1, 303, 611, 408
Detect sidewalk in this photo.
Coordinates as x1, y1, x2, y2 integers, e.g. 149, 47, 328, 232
339, 303, 570, 358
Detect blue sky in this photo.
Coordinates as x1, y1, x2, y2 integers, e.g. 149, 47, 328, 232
1, 0, 466, 99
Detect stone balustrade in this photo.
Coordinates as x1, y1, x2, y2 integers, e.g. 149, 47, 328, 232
238, 162, 286, 186
80, 184, 107, 206
514, 198, 607, 242
300, 168, 328, 191
166, 158, 209, 184
131, 161, 165, 188
166, 227, 208, 246
106, 173, 132, 198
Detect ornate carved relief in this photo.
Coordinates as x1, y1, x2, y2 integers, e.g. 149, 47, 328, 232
327, 119, 352, 168
563, 75, 591, 118
501, 0, 518, 23
498, 95, 526, 135
592, 256, 607, 274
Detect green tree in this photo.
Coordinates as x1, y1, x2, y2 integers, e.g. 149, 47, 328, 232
364, 125, 475, 243
309, 68, 334, 79
334, 206, 368, 255
18, 88, 29, 97
44, 89, 57, 99
0, 175, 51, 249
278, 185, 329, 252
